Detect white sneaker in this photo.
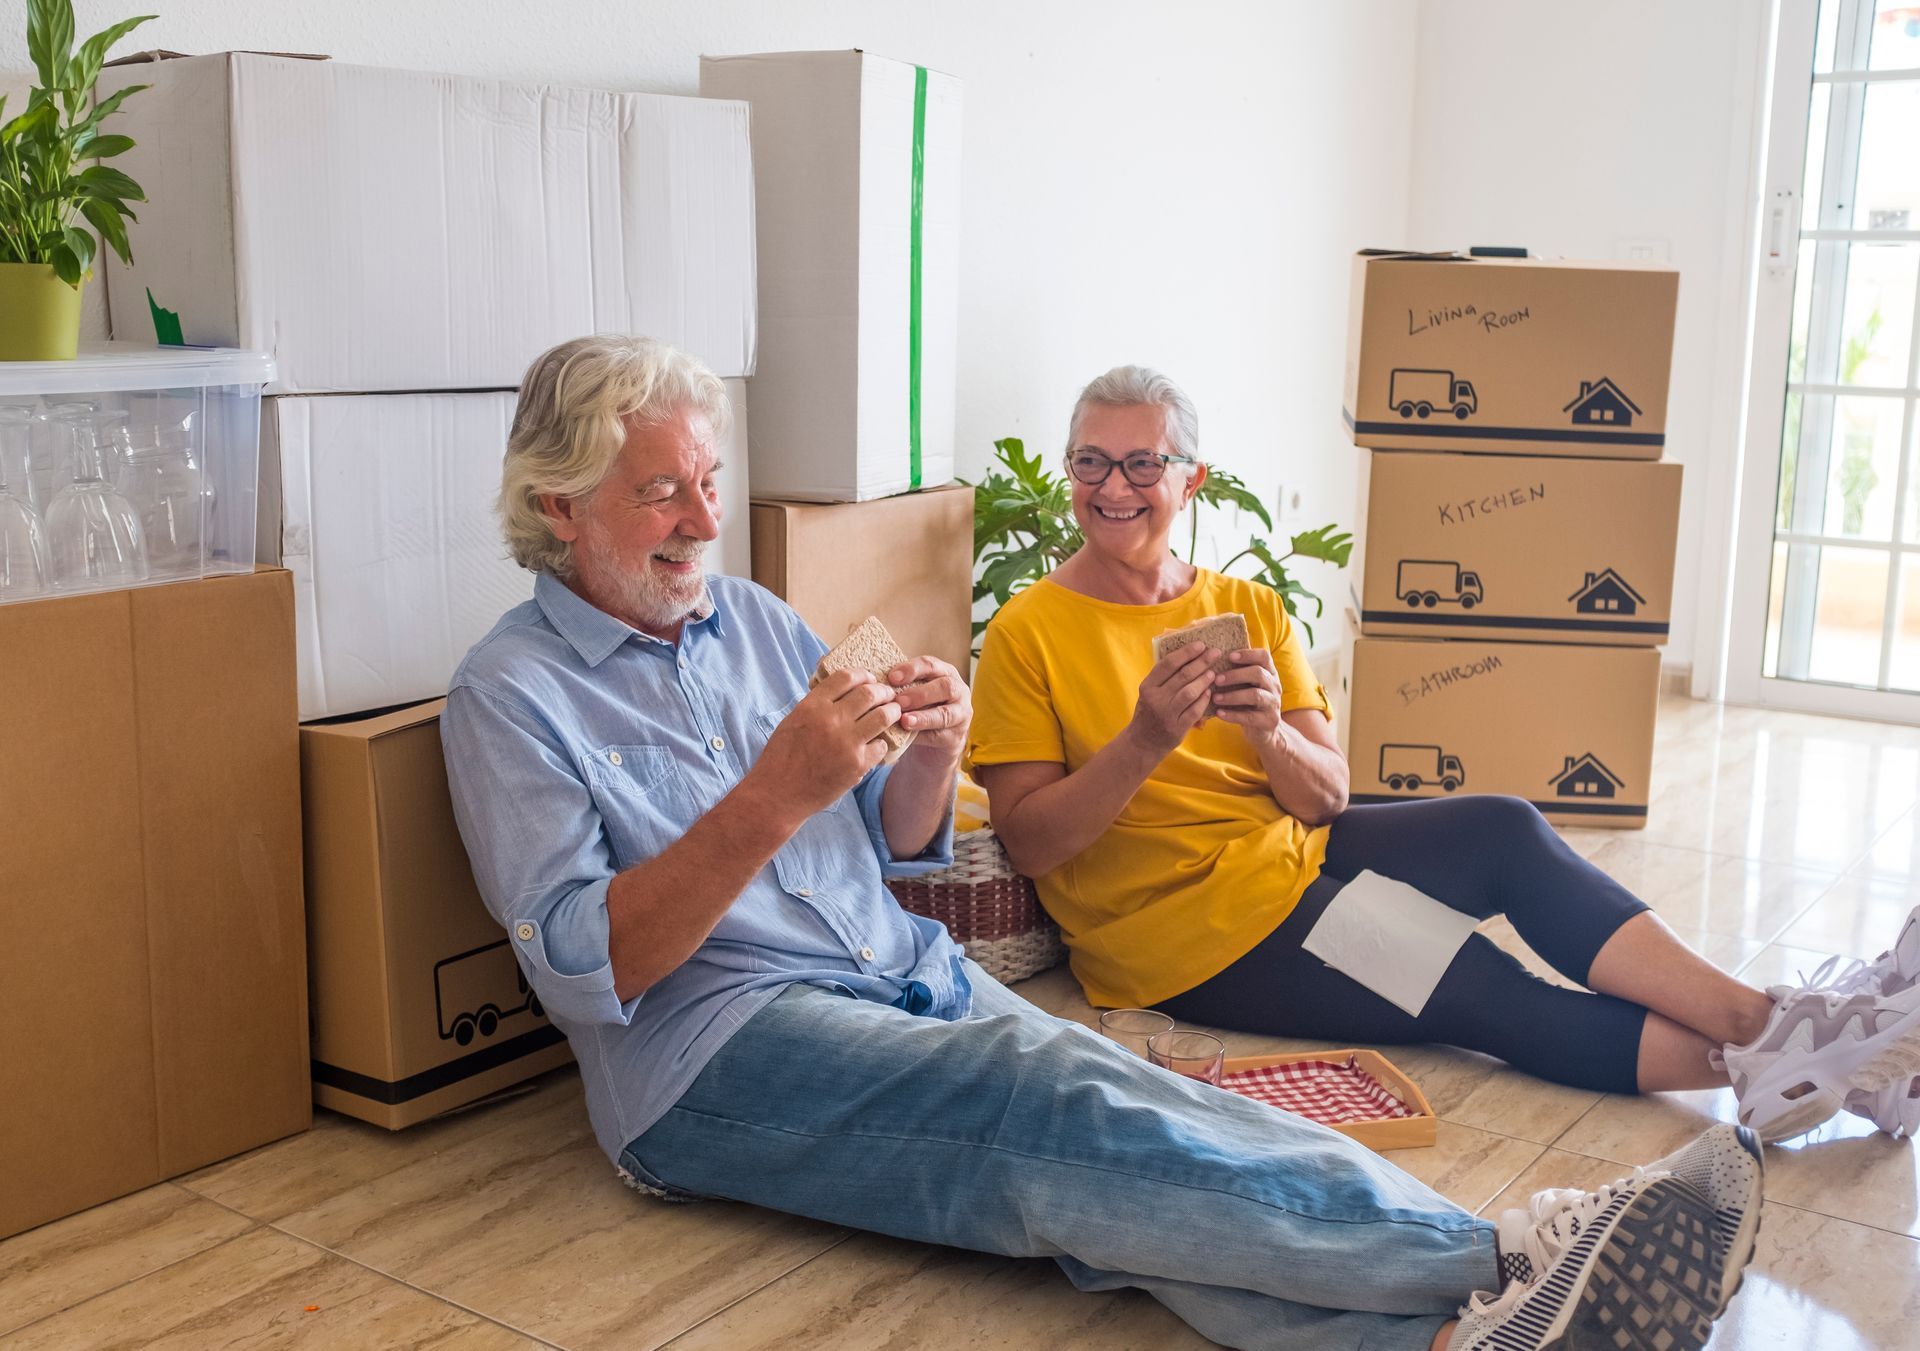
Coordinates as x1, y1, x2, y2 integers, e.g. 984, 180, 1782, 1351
1722, 978, 1920, 1143
1454, 1174, 1740, 1350
1491, 1125, 1763, 1318
1771, 905, 1920, 1137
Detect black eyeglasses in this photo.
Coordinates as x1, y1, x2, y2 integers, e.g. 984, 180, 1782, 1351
1065, 450, 1195, 488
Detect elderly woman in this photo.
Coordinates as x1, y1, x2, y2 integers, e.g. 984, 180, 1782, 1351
968, 365, 1920, 1144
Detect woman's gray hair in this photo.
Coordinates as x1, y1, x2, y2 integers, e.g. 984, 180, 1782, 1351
1066, 365, 1200, 469
499, 334, 732, 577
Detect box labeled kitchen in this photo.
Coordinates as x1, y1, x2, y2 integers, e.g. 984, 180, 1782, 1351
702, 50, 960, 501
100, 52, 757, 393
301, 699, 573, 1130
1351, 449, 1682, 644
1343, 635, 1659, 828
1343, 251, 1678, 459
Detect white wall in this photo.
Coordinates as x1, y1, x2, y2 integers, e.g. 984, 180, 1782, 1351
1405, 0, 1764, 677
3, 0, 1422, 646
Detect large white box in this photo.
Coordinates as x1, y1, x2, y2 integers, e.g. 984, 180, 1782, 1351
701, 51, 959, 502
99, 53, 757, 394
262, 381, 749, 721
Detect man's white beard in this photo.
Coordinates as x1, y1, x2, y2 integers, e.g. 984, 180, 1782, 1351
585, 524, 709, 631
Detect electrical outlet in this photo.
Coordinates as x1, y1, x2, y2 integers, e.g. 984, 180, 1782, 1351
1276, 482, 1305, 528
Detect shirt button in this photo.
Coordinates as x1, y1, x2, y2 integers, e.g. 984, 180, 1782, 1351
608, 751, 622, 766
677, 656, 688, 670
860, 946, 876, 961
709, 735, 725, 751
795, 888, 813, 898
516, 922, 535, 941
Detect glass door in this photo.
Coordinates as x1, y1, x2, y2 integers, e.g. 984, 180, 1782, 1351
1728, 0, 1920, 717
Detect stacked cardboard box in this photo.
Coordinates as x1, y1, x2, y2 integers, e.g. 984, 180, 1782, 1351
95, 52, 763, 1128
1339, 251, 1682, 828
703, 52, 976, 665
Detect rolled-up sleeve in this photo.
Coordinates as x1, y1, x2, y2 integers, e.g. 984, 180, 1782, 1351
441, 684, 641, 1027
855, 760, 955, 878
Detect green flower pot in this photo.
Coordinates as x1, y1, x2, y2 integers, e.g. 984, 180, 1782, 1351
0, 263, 85, 361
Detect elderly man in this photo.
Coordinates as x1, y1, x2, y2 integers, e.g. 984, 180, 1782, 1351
442, 334, 1761, 1351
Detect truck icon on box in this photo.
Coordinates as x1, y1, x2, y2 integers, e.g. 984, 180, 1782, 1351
1389, 368, 1477, 420
434, 939, 544, 1046
1379, 744, 1466, 793
1397, 560, 1484, 609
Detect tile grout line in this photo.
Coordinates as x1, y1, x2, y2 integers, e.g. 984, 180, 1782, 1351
651, 1230, 863, 1350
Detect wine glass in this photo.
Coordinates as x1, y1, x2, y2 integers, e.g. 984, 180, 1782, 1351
0, 403, 42, 514
117, 426, 207, 577
0, 417, 50, 599
46, 409, 148, 592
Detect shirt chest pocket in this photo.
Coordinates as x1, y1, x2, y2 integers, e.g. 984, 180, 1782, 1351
582, 745, 689, 862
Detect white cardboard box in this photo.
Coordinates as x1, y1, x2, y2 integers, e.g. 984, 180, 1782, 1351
262, 381, 750, 721
700, 51, 959, 502
99, 53, 757, 394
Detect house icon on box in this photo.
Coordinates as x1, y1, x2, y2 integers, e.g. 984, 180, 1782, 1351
1551, 753, 1624, 799
1568, 568, 1646, 615
1562, 377, 1642, 427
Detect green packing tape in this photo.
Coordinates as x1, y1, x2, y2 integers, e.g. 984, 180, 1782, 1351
908, 65, 927, 491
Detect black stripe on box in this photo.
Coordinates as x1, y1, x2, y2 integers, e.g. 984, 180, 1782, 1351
1349, 794, 1647, 819
1359, 610, 1670, 636
1342, 409, 1664, 447
313, 1025, 568, 1106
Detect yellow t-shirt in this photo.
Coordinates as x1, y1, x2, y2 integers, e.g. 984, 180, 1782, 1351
966, 569, 1332, 1008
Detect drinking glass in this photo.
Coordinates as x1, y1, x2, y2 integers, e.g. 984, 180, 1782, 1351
46, 410, 148, 592
117, 431, 206, 577
1100, 1008, 1175, 1059
0, 404, 41, 514
1148, 1030, 1226, 1087
0, 461, 49, 600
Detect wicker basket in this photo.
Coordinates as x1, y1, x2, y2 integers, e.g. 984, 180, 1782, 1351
888, 831, 1065, 984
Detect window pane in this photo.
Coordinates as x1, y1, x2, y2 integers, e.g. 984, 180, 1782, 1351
1819, 394, 1905, 539
1767, 543, 1889, 686
1776, 390, 1803, 532
1802, 83, 1831, 231
1870, 1, 1920, 70
1889, 555, 1920, 691
1838, 242, 1918, 386
1816, 0, 1841, 73
1788, 239, 1817, 384
1853, 81, 1920, 231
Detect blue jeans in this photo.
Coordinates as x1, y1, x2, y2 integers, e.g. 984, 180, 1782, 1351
622, 963, 1498, 1350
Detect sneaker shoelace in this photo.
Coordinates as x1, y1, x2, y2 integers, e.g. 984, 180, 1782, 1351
1467, 1175, 1645, 1315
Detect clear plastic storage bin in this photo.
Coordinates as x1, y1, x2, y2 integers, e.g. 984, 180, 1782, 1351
0, 343, 274, 604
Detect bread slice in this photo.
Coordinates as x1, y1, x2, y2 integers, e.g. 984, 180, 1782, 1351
1151, 613, 1252, 713
811, 616, 917, 763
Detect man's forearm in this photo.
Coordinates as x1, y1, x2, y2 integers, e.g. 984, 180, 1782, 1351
880, 742, 962, 859
606, 776, 803, 1001
998, 729, 1161, 878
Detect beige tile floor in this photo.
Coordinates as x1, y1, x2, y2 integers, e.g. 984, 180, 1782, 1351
6, 694, 1920, 1349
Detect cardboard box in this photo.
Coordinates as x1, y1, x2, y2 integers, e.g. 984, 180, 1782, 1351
99, 52, 757, 393
259, 380, 751, 721
0, 569, 308, 1240
1342, 634, 1659, 828
301, 700, 572, 1129
701, 51, 959, 501
1343, 251, 1678, 459
751, 485, 974, 675
1351, 450, 1683, 645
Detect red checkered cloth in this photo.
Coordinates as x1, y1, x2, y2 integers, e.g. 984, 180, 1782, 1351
1220, 1056, 1416, 1126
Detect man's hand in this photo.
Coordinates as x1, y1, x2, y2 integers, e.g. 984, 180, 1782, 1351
1126, 642, 1217, 759
885, 655, 972, 760
751, 669, 902, 819
1213, 648, 1284, 750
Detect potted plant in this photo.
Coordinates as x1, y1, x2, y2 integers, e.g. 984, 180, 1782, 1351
0, 0, 153, 360
967, 436, 1353, 652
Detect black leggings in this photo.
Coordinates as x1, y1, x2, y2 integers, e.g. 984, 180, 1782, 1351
1155, 796, 1653, 1094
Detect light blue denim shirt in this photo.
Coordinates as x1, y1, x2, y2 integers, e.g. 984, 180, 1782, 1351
441, 572, 967, 1163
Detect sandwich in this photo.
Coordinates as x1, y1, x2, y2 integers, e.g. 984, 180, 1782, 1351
1151, 613, 1252, 713
812, 616, 917, 763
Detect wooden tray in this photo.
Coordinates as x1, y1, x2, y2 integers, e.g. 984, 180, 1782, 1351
1219, 1049, 1437, 1152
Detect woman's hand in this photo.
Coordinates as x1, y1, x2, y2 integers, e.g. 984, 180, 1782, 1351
1213, 648, 1286, 750
1127, 642, 1218, 759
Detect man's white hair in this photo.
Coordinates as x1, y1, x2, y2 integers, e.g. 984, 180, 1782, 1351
1066, 365, 1201, 472
499, 335, 731, 577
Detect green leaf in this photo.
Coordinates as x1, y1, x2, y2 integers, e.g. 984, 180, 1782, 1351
81, 197, 130, 264
48, 238, 82, 285
69, 16, 156, 99
1, 99, 57, 145
1287, 524, 1354, 567
61, 223, 94, 274
27, 0, 75, 91
73, 83, 146, 136
1194, 466, 1274, 531
78, 163, 144, 203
